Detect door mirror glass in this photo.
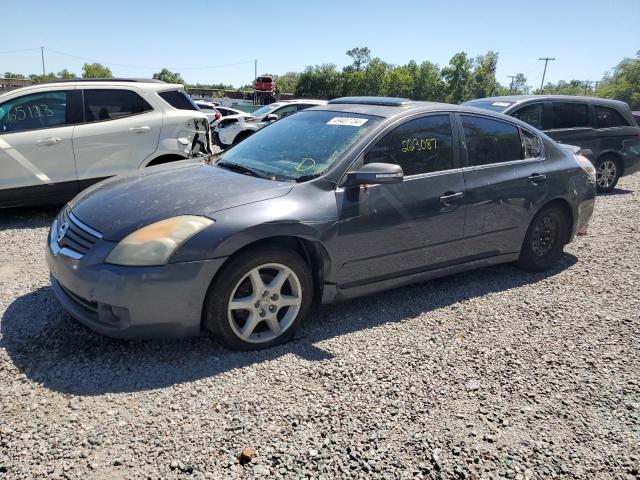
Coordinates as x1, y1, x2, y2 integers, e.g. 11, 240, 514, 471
346, 163, 403, 186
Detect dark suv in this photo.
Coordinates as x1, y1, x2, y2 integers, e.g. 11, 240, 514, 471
464, 96, 640, 192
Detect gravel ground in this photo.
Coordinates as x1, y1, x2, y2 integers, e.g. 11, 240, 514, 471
1, 176, 639, 480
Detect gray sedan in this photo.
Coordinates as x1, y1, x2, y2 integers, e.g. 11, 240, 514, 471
46, 97, 596, 349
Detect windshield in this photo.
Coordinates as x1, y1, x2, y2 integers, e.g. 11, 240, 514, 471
464, 100, 514, 113
250, 103, 282, 118
217, 110, 382, 182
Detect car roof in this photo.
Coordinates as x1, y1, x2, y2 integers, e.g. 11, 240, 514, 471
466, 94, 630, 109
279, 99, 327, 105
2, 79, 184, 96
309, 96, 487, 118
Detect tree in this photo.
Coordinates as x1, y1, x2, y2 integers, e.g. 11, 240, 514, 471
275, 72, 299, 93
82, 63, 112, 79
441, 52, 473, 103
381, 65, 414, 98
152, 68, 184, 84
469, 51, 499, 99
29, 73, 57, 83
57, 69, 76, 80
535, 79, 591, 96
511, 73, 530, 95
595, 51, 640, 109
3, 72, 26, 79
295, 64, 342, 99
345, 47, 371, 72
412, 61, 446, 101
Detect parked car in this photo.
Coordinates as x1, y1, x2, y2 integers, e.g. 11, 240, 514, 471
215, 106, 250, 118
214, 99, 327, 147
254, 75, 275, 92
463, 95, 640, 192
0, 79, 211, 208
47, 96, 595, 350
194, 101, 221, 122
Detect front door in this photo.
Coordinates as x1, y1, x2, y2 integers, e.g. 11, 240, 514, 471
0, 89, 77, 205
458, 114, 549, 258
335, 113, 466, 286
72, 87, 162, 183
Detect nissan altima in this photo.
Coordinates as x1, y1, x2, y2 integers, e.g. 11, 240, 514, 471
46, 96, 596, 350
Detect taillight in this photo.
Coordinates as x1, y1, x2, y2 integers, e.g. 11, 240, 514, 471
215, 112, 221, 120
575, 154, 596, 183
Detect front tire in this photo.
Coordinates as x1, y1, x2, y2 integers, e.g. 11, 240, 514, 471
517, 205, 568, 272
203, 247, 313, 350
596, 155, 621, 193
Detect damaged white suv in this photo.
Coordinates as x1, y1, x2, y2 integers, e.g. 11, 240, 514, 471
0, 79, 211, 207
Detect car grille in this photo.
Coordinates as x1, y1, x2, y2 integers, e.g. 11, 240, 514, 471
59, 282, 99, 321
56, 206, 103, 258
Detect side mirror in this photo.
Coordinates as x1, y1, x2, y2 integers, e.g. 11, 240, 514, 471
345, 163, 403, 187
266, 114, 278, 122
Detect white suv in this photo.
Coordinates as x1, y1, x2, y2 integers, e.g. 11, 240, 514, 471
214, 99, 327, 148
0, 79, 211, 207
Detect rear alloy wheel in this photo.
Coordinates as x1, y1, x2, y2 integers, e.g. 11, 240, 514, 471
596, 156, 620, 192
517, 205, 568, 271
203, 247, 312, 350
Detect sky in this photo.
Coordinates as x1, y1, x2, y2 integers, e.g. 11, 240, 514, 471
1, 0, 639, 89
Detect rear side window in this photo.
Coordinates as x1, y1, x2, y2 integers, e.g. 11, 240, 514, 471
461, 115, 522, 166
0, 91, 68, 133
595, 106, 628, 128
512, 103, 544, 130
551, 102, 590, 129
158, 90, 198, 111
365, 114, 455, 176
521, 129, 542, 159
83, 89, 152, 122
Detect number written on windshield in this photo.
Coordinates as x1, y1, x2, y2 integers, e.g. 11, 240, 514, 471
401, 137, 438, 153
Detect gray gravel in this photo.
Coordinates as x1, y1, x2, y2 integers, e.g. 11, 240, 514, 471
1, 176, 639, 479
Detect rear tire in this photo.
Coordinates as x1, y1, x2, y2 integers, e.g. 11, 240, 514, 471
203, 246, 313, 350
517, 205, 568, 272
596, 155, 621, 193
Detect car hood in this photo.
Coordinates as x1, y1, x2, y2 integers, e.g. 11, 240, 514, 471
70, 162, 294, 241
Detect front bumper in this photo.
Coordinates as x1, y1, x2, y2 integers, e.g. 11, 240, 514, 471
46, 227, 227, 339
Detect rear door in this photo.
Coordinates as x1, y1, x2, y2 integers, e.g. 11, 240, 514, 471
335, 113, 466, 285
593, 105, 640, 168
72, 87, 162, 184
0, 88, 78, 205
543, 101, 599, 157
458, 114, 548, 258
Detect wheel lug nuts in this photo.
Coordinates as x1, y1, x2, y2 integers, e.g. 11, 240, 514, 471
259, 309, 266, 317
269, 305, 277, 313
271, 294, 279, 301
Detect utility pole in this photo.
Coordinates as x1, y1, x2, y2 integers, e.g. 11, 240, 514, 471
507, 75, 516, 94
538, 57, 555, 90
40, 46, 45, 76
254, 59, 257, 81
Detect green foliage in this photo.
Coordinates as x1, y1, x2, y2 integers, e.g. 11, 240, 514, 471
29, 72, 57, 83
275, 72, 300, 94
441, 52, 473, 104
469, 51, 499, 99
595, 52, 640, 109
511, 73, 530, 95
295, 64, 343, 99
82, 63, 112, 79
57, 69, 76, 80
3, 72, 26, 79
153, 68, 184, 84
535, 79, 592, 96
345, 47, 371, 72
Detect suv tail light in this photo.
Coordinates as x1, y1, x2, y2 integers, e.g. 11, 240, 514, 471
575, 154, 596, 183
215, 112, 221, 120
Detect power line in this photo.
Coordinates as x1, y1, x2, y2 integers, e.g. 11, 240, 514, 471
0, 47, 41, 55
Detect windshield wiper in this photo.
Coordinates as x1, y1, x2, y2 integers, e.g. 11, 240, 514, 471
216, 161, 269, 179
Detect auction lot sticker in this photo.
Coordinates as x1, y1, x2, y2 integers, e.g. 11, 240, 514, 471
327, 117, 368, 126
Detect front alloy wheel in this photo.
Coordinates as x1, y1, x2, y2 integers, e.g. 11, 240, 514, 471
596, 158, 620, 192
228, 263, 302, 344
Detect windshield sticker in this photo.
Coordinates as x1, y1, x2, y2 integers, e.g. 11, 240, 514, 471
492, 102, 511, 107
327, 117, 368, 127
295, 157, 316, 172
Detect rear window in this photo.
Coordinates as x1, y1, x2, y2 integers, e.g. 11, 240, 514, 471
158, 90, 198, 111
257, 77, 272, 83
83, 89, 152, 122
464, 100, 514, 113
595, 106, 628, 128
551, 102, 590, 129
461, 115, 523, 166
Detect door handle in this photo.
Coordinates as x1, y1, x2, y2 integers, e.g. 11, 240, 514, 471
439, 191, 464, 207
36, 137, 61, 146
528, 173, 547, 184
128, 126, 151, 134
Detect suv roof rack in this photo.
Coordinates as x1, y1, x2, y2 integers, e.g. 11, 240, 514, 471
328, 96, 413, 106
42, 78, 167, 85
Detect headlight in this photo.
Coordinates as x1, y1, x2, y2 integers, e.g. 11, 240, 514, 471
105, 216, 214, 266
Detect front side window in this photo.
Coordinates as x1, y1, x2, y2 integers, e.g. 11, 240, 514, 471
364, 115, 454, 176
158, 90, 198, 111
273, 104, 298, 120
551, 102, 590, 129
512, 103, 544, 130
218, 110, 382, 182
461, 115, 523, 166
595, 106, 628, 128
0, 91, 68, 133
84, 89, 152, 122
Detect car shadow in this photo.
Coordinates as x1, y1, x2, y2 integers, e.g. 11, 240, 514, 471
1, 253, 578, 396
0, 205, 60, 231
599, 187, 634, 196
